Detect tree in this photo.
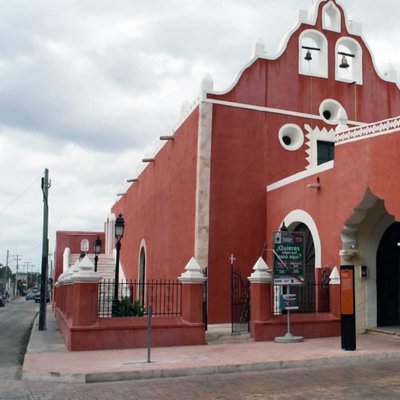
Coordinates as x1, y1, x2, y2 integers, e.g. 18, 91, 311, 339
0, 264, 13, 280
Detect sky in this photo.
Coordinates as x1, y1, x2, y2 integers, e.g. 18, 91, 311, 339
0, 0, 399, 275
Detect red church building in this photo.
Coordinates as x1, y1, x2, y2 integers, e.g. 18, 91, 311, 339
55, 0, 400, 344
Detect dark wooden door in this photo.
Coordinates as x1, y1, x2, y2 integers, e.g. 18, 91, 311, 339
377, 222, 400, 326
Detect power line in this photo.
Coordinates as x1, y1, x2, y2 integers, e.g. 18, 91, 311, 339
0, 176, 41, 213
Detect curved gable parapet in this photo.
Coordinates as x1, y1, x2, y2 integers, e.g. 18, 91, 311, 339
204, 0, 399, 101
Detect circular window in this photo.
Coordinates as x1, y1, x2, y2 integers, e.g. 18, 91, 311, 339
278, 124, 304, 151
319, 99, 347, 125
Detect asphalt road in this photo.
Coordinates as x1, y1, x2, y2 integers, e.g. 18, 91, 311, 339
2, 299, 400, 399
0, 298, 37, 365
0, 297, 37, 390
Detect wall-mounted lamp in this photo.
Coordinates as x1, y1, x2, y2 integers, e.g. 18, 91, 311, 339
307, 177, 320, 189
126, 178, 138, 183
142, 158, 155, 163
361, 265, 367, 279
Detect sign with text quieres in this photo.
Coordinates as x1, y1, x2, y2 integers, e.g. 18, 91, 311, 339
273, 230, 305, 285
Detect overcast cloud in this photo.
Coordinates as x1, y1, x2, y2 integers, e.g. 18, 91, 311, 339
0, 0, 399, 274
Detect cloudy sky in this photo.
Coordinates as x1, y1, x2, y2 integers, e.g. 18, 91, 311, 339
0, 0, 399, 275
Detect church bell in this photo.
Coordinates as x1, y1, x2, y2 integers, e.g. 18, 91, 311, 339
339, 55, 350, 69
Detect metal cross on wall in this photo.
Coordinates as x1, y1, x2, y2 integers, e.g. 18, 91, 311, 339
229, 253, 236, 266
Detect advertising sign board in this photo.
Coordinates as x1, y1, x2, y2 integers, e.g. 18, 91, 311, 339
280, 293, 299, 310
273, 230, 305, 285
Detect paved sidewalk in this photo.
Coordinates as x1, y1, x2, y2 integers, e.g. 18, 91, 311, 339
22, 310, 400, 384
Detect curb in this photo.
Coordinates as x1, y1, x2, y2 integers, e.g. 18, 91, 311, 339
22, 350, 400, 384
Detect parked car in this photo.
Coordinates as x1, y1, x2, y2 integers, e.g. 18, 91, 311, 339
34, 291, 50, 303
25, 290, 39, 301
0, 296, 5, 307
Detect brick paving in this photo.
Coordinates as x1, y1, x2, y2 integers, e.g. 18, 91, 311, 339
22, 310, 400, 384
2, 304, 400, 398
3, 359, 400, 399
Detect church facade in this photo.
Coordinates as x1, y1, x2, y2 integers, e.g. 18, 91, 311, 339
57, 0, 400, 334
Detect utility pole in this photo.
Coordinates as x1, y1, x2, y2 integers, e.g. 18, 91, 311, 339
5, 250, 9, 294
39, 168, 51, 331
12, 254, 22, 297
25, 262, 33, 288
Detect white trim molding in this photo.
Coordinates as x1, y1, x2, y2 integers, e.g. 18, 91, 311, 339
267, 161, 334, 192
282, 210, 322, 268
204, 98, 363, 127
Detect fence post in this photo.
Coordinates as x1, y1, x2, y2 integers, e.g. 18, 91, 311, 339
147, 305, 152, 363
178, 257, 207, 324
248, 257, 273, 339
70, 255, 103, 326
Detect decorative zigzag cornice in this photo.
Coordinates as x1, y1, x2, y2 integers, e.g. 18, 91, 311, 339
335, 116, 400, 145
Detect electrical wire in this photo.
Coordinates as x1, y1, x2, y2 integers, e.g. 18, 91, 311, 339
0, 176, 41, 213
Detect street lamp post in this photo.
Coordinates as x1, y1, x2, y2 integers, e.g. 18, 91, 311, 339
112, 214, 125, 316
94, 236, 102, 273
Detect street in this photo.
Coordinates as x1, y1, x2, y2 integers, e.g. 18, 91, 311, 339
0, 298, 37, 380
2, 299, 400, 399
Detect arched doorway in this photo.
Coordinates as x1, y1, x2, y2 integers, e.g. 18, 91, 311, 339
292, 223, 316, 312
139, 247, 146, 307
377, 222, 400, 326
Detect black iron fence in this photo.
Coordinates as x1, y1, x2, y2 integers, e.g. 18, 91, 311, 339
98, 279, 182, 318
273, 283, 330, 315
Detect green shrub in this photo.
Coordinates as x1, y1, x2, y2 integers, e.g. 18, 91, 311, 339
114, 297, 145, 317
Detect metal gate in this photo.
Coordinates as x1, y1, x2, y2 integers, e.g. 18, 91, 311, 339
231, 266, 250, 333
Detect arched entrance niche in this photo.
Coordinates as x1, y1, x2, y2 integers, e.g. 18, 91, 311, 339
376, 222, 400, 326
340, 188, 395, 331
138, 240, 147, 306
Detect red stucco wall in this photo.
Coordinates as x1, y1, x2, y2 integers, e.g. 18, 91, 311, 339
204, 1, 400, 322
54, 231, 105, 282
112, 108, 199, 281
265, 131, 400, 270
